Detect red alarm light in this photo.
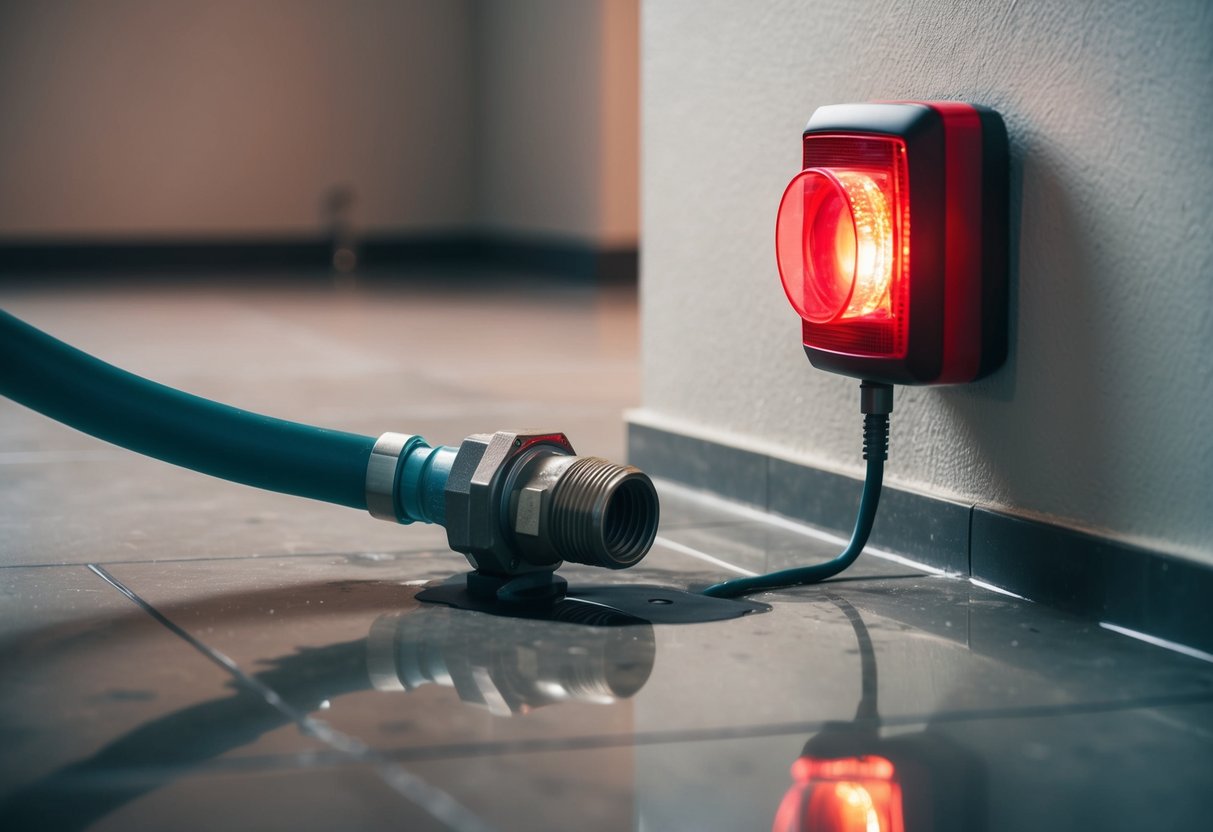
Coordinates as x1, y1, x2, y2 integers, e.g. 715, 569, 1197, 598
772, 755, 905, 832
775, 102, 1008, 385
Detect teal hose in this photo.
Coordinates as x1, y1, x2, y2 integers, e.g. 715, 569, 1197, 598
0, 309, 375, 509
0, 309, 664, 575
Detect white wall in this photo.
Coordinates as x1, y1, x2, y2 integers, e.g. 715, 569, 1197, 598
0, 0, 476, 237
636, 0, 1213, 563
0, 0, 639, 246
473, 0, 639, 245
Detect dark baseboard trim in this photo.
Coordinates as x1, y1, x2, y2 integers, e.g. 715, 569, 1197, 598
629, 420, 1213, 655
0, 234, 639, 283
0, 236, 334, 274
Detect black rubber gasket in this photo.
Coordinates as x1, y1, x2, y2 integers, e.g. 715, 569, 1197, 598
416, 581, 770, 626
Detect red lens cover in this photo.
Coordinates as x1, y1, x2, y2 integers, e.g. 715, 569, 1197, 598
776, 135, 910, 358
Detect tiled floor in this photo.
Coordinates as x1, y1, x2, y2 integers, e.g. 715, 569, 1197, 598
2, 275, 1212, 831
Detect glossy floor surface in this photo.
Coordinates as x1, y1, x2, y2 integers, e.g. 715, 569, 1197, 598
2, 276, 1211, 831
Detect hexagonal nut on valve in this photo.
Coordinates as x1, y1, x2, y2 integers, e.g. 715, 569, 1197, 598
442, 430, 575, 575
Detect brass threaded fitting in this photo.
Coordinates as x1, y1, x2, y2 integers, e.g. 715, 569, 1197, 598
545, 456, 659, 569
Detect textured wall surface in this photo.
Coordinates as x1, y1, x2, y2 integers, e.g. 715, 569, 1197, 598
475, 0, 602, 239
0, 0, 476, 236
0, 0, 639, 245
474, 0, 639, 243
637, 0, 1213, 562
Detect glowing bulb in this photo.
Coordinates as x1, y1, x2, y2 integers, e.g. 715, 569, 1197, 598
831, 782, 882, 832
776, 168, 895, 325
776, 756, 904, 832
833, 171, 893, 319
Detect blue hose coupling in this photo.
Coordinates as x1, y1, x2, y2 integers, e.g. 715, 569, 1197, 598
369, 430, 660, 579
365, 433, 457, 525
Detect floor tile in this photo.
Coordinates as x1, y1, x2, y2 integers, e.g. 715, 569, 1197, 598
101, 555, 645, 750
0, 445, 451, 566
629, 697, 1213, 831
5, 280, 1213, 831
33, 766, 453, 832
0, 565, 331, 814
643, 480, 756, 531
101, 544, 1213, 746
653, 516, 928, 582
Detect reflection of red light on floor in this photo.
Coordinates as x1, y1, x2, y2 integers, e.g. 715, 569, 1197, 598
772, 756, 904, 832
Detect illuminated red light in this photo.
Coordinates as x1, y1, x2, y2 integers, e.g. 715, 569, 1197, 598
777, 168, 898, 325
774, 102, 1008, 385
772, 755, 905, 832
792, 756, 896, 781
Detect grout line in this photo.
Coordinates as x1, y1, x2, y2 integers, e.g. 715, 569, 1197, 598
85, 563, 497, 832
1139, 708, 1213, 742
0, 546, 453, 571
0, 449, 129, 465
653, 537, 757, 576
77, 684, 1213, 772
862, 549, 950, 577
1099, 622, 1213, 665
47, 688, 1213, 781
368, 689, 1213, 762
969, 578, 1032, 602
86, 565, 264, 681
763, 452, 772, 522
654, 519, 753, 532
966, 504, 975, 576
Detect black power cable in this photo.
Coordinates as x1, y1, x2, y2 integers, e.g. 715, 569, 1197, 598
702, 381, 892, 598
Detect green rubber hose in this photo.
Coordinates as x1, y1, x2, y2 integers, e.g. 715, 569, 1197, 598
0, 309, 375, 509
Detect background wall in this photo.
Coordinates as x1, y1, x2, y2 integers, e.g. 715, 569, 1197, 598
0, 0, 475, 238
635, 0, 1213, 564
474, 0, 639, 246
0, 0, 638, 247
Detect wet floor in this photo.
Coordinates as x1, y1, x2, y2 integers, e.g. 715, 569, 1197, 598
2, 276, 1211, 831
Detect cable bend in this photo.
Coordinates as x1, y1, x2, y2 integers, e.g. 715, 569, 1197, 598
701, 381, 892, 598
